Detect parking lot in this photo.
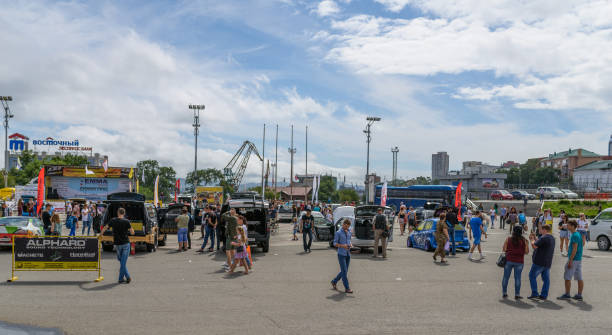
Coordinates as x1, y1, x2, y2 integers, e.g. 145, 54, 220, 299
1, 222, 612, 335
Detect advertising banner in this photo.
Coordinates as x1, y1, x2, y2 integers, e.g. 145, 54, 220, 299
195, 186, 224, 204
45, 166, 131, 178
481, 178, 499, 188
13, 237, 99, 270
47, 176, 130, 201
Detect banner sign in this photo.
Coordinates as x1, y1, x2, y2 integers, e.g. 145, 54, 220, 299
13, 237, 99, 270
481, 178, 499, 188
48, 176, 130, 201
195, 186, 224, 204
45, 166, 131, 178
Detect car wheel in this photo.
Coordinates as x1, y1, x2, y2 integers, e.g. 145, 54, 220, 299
262, 240, 270, 253
158, 234, 167, 246
597, 236, 610, 251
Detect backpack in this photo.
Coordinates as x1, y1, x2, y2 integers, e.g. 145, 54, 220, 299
65, 216, 74, 229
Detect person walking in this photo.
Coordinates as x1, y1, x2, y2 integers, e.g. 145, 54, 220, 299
300, 208, 314, 253
433, 213, 449, 263
398, 205, 407, 236
407, 206, 416, 235
446, 208, 459, 256
372, 207, 389, 258
66, 210, 78, 236
577, 213, 589, 246
197, 207, 217, 253
81, 204, 91, 236
215, 207, 225, 252
527, 224, 555, 300
331, 219, 353, 294
559, 213, 570, 255
174, 207, 190, 252
467, 210, 484, 260
42, 204, 52, 235
51, 213, 62, 236
489, 208, 496, 230
502, 226, 529, 299
223, 208, 239, 270
100, 208, 134, 284
507, 207, 518, 234
228, 226, 249, 275
292, 217, 299, 241
557, 220, 585, 301
500, 206, 507, 229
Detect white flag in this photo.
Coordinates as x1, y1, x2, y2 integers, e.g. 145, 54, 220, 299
311, 175, 317, 203
381, 181, 388, 207
153, 175, 160, 206
315, 175, 320, 203
102, 158, 108, 172
16, 157, 22, 169
85, 166, 94, 175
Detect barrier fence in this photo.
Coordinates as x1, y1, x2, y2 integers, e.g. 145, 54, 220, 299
8, 236, 103, 282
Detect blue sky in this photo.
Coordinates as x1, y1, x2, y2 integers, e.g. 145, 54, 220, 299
1, 0, 611, 183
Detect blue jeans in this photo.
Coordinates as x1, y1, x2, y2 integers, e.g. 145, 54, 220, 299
82, 220, 91, 236
116, 243, 131, 282
69, 227, 76, 236
502, 261, 524, 295
303, 229, 313, 251
201, 225, 215, 250
448, 227, 456, 255
529, 264, 550, 298
333, 254, 351, 290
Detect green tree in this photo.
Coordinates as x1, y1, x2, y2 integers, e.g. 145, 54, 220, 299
333, 188, 359, 202
247, 186, 279, 199
317, 176, 337, 203
135, 160, 176, 199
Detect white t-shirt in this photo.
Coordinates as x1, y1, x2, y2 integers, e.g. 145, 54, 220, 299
489, 209, 495, 216
82, 208, 89, 221
577, 219, 588, 231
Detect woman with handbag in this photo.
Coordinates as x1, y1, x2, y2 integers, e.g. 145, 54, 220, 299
501, 225, 529, 299
228, 226, 249, 274
433, 213, 449, 263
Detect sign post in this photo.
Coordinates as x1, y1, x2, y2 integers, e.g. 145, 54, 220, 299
7, 236, 103, 282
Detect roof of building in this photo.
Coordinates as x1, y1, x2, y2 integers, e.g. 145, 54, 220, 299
574, 160, 612, 171
8, 133, 29, 140
542, 148, 600, 160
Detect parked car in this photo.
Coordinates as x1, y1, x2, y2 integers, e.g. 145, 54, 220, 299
221, 192, 270, 252
561, 189, 579, 199
159, 203, 193, 234
313, 216, 335, 241
100, 192, 164, 252
0, 217, 44, 247
348, 205, 395, 250
589, 208, 612, 251
536, 186, 566, 199
407, 218, 470, 252
510, 190, 536, 200
276, 205, 294, 223
491, 190, 513, 200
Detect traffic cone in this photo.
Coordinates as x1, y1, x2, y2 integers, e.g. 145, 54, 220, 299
130, 242, 135, 255
247, 246, 252, 262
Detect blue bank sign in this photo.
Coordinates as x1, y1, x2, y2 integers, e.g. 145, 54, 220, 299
32, 137, 79, 146
8, 133, 29, 152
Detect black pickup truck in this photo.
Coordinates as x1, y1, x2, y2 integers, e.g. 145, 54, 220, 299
221, 192, 270, 252
99, 192, 166, 252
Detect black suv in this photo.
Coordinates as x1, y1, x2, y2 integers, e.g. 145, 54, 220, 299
100, 192, 165, 252
221, 192, 270, 252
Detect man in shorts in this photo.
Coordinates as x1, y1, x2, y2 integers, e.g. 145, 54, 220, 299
467, 210, 484, 261
223, 208, 239, 270
407, 207, 416, 234
557, 220, 584, 301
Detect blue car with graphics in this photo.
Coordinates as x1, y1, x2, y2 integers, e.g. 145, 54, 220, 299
408, 218, 470, 252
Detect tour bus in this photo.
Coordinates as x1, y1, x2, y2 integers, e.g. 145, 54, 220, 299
374, 185, 462, 211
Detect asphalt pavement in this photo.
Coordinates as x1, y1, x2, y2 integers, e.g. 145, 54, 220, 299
1, 221, 611, 335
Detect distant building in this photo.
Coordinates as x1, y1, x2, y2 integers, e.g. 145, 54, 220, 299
438, 161, 506, 200
431, 152, 449, 179
502, 161, 520, 168
538, 148, 601, 178
573, 160, 612, 192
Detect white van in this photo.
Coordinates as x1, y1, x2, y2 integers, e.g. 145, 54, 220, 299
589, 208, 612, 251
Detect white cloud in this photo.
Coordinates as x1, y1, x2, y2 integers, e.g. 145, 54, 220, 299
320, 1, 612, 114
316, 0, 341, 17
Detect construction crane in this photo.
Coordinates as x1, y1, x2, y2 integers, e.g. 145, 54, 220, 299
223, 141, 263, 191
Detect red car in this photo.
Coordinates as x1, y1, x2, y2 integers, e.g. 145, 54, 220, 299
491, 190, 513, 200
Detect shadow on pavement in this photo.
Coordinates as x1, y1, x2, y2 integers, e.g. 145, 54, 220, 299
326, 292, 355, 302
534, 300, 563, 310
498, 299, 535, 309
567, 300, 593, 311
3, 280, 89, 286
78, 282, 120, 291
434, 261, 450, 266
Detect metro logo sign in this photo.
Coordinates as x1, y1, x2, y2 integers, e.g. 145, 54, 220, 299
8, 133, 29, 152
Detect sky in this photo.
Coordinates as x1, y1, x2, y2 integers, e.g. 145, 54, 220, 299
1, 0, 611, 185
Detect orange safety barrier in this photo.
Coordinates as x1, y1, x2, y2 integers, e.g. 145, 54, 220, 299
584, 193, 610, 199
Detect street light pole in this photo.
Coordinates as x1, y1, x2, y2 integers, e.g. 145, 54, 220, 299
274, 124, 278, 200
391, 146, 399, 185
363, 116, 381, 204
1, 96, 14, 188
288, 125, 296, 201
189, 104, 204, 192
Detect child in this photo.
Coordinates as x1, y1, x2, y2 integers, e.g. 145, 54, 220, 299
66, 212, 77, 236
229, 226, 249, 274
51, 213, 62, 236
292, 217, 298, 241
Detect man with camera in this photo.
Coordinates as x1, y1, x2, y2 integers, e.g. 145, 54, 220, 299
372, 207, 389, 259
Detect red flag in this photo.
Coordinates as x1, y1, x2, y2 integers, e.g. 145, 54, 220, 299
174, 179, 180, 202
455, 182, 462, 221
37, 167, 45, 215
